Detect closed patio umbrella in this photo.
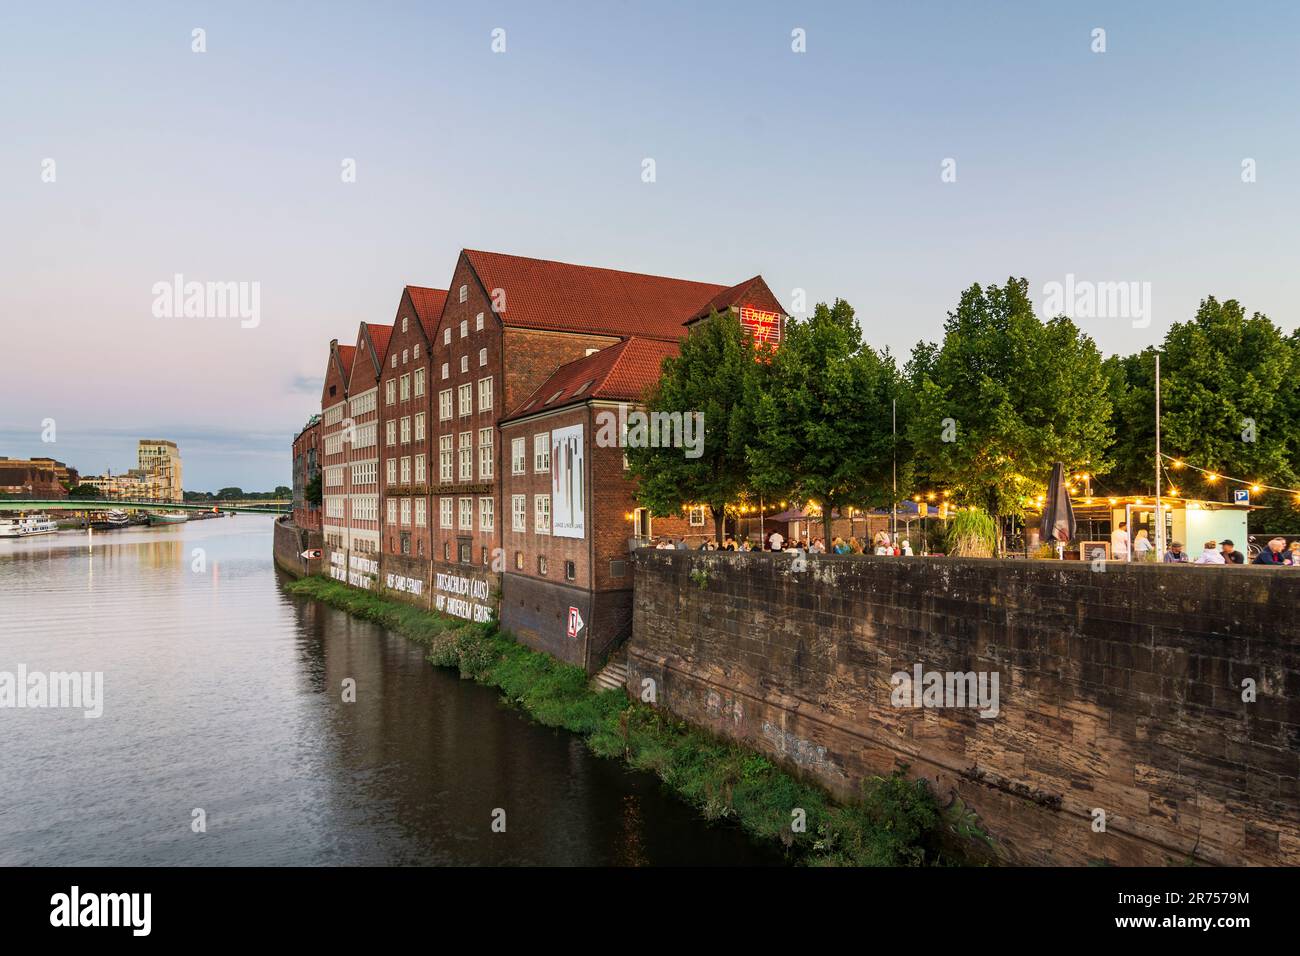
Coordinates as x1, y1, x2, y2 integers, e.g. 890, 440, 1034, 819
1039, 462, 1076, 555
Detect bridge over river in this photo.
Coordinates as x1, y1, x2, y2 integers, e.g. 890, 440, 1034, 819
0, 498, 289, 516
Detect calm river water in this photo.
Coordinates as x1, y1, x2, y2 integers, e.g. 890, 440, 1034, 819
0, 517, 778, 865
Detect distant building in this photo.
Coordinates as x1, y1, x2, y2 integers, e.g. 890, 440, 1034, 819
137, 440, 183, 501
0, 457, 75, 498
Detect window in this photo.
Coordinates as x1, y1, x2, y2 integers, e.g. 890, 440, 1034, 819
414, 343, 421, 359
441, 362, 449, 379
458, 431, 473, 481
689, 505, 706, 527
478, 348, 487, 367
515, 551, 524, 570
414, 412, 425, 441
459, 319, 467, 337
565, 560, 576, 582
386, 421, 396, 447
385, 380, 396, 405
443, 540, 451, 560
386, 459, 397, 485
400, 456, 411, 483
439, 435, 453, 482
414, 368, 425, 397
458, 285, 467, 303
459, 541, 471, 563
439, 389, 453, 420
402, 348, 409, 365
400, 416, 411, 444
511, 494, 526, 531
386, 499, 397, 524
415, 454, 426, 483
475, 312, 484, 331
399, 374, 410, 401
533, 433, 550, 472
440, 497, 453, 528
479, 497, 494, 531
401, 316, 408, 333
400, 498, 411, 525
478, 376, 493, 411
459, 355, 468, 373
511, 437, 525, 475
610, 559, 627, 578
534, 494, 550, 533
458, 383, 473, 416
444, 327, 451, 345
459, 497, 473, 530
391, 354, 397, 369
478, 428, 493, 479
415, 499, 426, 527
537, 555, 548, 575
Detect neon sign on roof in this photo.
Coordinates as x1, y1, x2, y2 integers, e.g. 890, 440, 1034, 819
738, 306, 781, 349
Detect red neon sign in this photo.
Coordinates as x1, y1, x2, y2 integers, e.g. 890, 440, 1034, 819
738, 306, 781, 349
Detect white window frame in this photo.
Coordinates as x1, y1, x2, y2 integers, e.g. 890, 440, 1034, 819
439, 435, 453, 483
458, 383, 472, 417
459, 496, 473, 530
440, 497, 453, 529
478, 376, 493, 411
478, 428, 494, 480
511, 494, 526, 532
511, 437, 525, 475
534, 494, 551, 534
479, 497, 494, 532
533, 433, 550, 473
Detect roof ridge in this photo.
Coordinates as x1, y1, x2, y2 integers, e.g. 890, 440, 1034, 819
464, 248, 728, 290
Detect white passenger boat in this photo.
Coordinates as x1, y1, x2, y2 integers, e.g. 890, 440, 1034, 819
0, 513, 60, 537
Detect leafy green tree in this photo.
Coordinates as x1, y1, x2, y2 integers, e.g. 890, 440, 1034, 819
625, 310, 764, 544
305, 474, 322, 508
215, 487, 244, 500
906, 278, 1113, 517
1101, 349, 1158, 493
749, 298, 905, 543
67, 484, 103, 499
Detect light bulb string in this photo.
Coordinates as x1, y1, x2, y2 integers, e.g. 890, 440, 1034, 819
1160, 453, 1300, 496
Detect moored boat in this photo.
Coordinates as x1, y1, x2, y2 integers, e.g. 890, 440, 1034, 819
0, 513, 60, 538
90, 509, 131, 531
147, 511, 189, 525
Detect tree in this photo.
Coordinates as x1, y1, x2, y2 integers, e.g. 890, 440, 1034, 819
625, 310, 763, 544
749, 298, 905, 543
215, 487, 244, 500
906, 278, 1113, 518
1101, 349, 1157, 493
67, 484, 103, 499
305, 474, 322, 508
274, 485, 291, 498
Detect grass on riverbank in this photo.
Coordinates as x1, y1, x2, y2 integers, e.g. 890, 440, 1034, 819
284, 575, 993, 866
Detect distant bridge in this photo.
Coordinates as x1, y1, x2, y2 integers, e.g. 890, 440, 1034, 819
0, 499, 290, 516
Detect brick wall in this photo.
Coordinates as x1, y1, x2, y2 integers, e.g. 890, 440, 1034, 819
273, 517, 322, 578
627, 551, 1300, 866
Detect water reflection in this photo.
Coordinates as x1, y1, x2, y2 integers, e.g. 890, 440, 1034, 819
0, 518, 780, 866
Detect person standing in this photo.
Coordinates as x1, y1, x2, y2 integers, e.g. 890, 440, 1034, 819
768, 529, 784, 552
1133, 528, 1152, 560
1288, 541, 1300, 566
1111, 522, 1131, 561
1219, 539, 1245, 565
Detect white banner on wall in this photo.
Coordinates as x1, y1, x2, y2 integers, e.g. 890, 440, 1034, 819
551, 423, 585, 539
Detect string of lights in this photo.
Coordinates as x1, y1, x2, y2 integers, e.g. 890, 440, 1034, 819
1162, 454, 1300, 501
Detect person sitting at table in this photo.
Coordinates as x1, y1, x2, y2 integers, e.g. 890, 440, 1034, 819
1194, 540, 1225, 564
1219, 539, 1245, 565
1163, 541, 1188, 563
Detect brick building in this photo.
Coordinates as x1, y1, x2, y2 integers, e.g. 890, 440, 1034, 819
0, 457, 74, 498
291, 415, 322, 532
299, 248, 785, 666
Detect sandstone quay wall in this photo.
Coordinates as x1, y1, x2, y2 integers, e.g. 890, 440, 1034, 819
626, 551, 1300, 866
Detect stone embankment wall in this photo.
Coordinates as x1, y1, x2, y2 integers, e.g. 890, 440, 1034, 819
627, 550, 1300, 866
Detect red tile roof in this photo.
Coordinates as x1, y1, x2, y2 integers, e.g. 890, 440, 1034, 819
406, 285, 448, 339
463, 249, 729, 341
364, 322, 393, 369
336, 344, 356, 380
504, 337, 680, 420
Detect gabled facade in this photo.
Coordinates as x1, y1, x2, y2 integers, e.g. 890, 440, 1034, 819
344, 322, 391, 554
379, 286, 445, 562
320, 340, 355, 550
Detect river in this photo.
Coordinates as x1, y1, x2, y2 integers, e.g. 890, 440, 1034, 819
0, 517, 779, 866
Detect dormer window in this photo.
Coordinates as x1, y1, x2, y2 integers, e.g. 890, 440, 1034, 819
545, 390, 563, 405
574, 380, 593, 396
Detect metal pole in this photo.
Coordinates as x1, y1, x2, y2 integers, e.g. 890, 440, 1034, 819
1155, 353, 1164, 561
891, 398, 897, 546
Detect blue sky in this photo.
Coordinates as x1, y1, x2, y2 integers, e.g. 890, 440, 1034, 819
2, 1, 1297, 489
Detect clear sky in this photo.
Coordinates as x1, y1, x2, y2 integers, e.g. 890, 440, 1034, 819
2, 1, 1297, 490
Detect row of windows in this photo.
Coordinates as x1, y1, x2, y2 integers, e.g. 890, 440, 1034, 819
348, 390, 376, 417
433, 496, 495, 532
323, 404, 345, 426
385, 413, 427, 446
386, 497, 429, 527
436, 429, 494, 483
350, 496, 379, 523
385, 455, 428, 485
350, 461, 377, 485
508, 434, 552, 474
507, 494, 550, 533
384, 368, 427, 405
438, 378, 494, 420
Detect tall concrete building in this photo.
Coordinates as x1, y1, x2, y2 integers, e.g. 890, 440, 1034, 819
137, 439, 182, 501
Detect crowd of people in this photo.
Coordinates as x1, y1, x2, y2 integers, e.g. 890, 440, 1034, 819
653, 529, 916, 555
1109, 522, 1298, 566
